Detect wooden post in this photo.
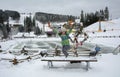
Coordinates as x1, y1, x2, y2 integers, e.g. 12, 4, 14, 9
86, 61, 90, 71
50, 61, 53, 67
48, 61, 53, 68
98, 20, 102, 32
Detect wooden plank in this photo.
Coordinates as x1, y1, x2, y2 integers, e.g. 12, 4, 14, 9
42, 59, 97, 62
46, 51, 91, 56
47, 50, 91, 53
41, 57, 97, 71
41, 56, 97, 71
41, 57, 97, 62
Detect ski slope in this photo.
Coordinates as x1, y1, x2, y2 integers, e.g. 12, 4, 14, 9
83, 18, 120, 48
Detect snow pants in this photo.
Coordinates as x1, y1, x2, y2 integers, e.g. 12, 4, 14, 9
62, 45, 70, 57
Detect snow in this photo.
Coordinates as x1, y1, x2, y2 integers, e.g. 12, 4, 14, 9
0, 17, 120, 77
41, 56, 97, 61
83, 18, 120, 48
0, 53, 120, 77
0, 40, 16, 51
84, 19, 120, 32
12, 32, 49, 38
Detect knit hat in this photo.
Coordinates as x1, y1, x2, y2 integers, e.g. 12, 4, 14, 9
80, 22, 83, 26
61, 27, 67, 32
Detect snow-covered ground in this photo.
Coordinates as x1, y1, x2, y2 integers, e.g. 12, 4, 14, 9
0, 53, 120, 77
0, 18, 120, 77
83, 18, 120, 48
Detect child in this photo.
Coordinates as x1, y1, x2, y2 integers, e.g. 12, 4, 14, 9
50, 22, 73, 57
75, 32, 88, 48
58, 27, 72, 57
89, 45, 101, 56
80, 32, 89, 45
50, 26, 72, 57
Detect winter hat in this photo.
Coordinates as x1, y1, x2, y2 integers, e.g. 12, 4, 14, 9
80, 22, 83, 26
61, 27, 67, 32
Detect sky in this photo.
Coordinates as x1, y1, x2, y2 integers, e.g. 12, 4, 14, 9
0, 0, 120, 19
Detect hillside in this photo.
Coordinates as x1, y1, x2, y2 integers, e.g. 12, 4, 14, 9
85, 18, 120, 32
83, 18, 120, 48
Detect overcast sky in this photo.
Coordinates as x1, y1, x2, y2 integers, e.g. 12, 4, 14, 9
0, 0, 120, 19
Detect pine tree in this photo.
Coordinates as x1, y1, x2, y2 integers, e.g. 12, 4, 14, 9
32, 17, 36, 31
24, 16, 33, 33
0, 10, 9, 38
95, 11, 99, 21
0, 24, 8, 38
104, 6, 109, 20
6, 21, 11, 34
100, 10, 105, 21
18, 26, 24, 32
34, 26, 41, 35
80, 10, 84, 23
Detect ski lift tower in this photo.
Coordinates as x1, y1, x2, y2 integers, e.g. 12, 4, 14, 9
98, 14, 104, 32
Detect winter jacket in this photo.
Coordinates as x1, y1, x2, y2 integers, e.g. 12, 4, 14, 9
95, 46, 101, 52
53, 28, 72, 46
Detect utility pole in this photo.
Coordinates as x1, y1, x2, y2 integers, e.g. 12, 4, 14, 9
98, 14, 103, 32
98, 19, 102, 32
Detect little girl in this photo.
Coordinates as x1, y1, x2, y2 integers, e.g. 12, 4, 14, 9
58, 27, 72, 57
50, 23, 73, 57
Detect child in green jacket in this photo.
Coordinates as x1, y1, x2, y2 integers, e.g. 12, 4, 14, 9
58, 27, 72, 57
